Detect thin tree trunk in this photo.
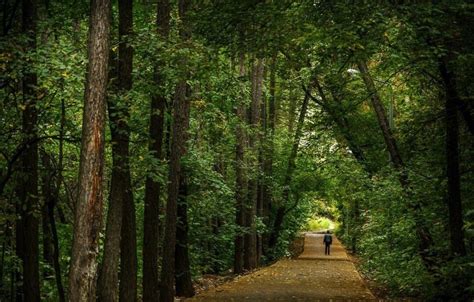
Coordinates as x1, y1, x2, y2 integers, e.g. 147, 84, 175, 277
97, 51, 121, 302
244, 58, 264, 270
48, 194, 65, 302
160, 80, 190, 302
262, 55, 276, 256
67, 0, 111, 300
357, 61, 404, 170
175, 173, 195, 297
143, 0, 170, 299
233, 53, 246, 274
268, 84, 311, 251
41, 152, 66, 302
16, 0, 40, 299
160, 1, 191, 296
357, 60, 434, 268
439, 57, 466, 256
307, 76, 370, 173
41, 192, 54, 271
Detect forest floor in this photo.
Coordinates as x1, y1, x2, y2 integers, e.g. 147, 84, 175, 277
186, 232, 376, 301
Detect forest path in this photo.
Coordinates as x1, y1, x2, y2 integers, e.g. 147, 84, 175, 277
186, 232, 375, 301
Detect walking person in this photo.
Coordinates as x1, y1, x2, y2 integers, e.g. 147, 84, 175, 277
323, 230, 332, 255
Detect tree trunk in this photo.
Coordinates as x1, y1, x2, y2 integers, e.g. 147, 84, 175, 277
233, 53, 246, 274
116, 0, 137, 300
97, 51, 121, 302
40, 152, 66, 302
439, 57, 466, 256
268, 84, 311, 251
175, 173, 195, 297
357, 61, 404, 170
357, 60, 434, 269
160, 1, 191, 295
67, 0, 111, 300
143, 0, 170, 299
160, 80, 190, 302
262, 55, 276, 256
244, 58, 264, 270
98, 0, 135, 300
16, 0, 40, 300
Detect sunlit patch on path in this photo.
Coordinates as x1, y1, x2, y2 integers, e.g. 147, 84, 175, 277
187, 232, 375, 301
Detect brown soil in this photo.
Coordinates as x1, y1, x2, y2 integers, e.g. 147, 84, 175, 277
186, 232, 376, 301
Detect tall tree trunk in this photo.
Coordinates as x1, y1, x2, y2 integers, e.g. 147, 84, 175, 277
116, 0, 137, 300
439, 58, 466, 256
262, 55, 276, 256
268, 84, 311, 251
233, 54, 246, 274
143, 0, 170, 299
16, 0, 40, 300
244, 58, 264, 270
98, 0, 135, 300
357, 60, 434, 268
159, 80, 190, 302
67, 0, 111, 300
175, 173, 195, 297
97, 52, 121, 302
160, 2, 191, 298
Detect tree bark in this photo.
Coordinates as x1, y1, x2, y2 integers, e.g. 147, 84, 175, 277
116, 1, 137, 301
98, 1, 135, 300
143, 0, 170, 299
233, 53, 246, 274
160, 80, 190, 302
16, 0, 40, 300
262, 55, 276, 256
67, 0, 111, 300
439, 57, 466, 256
244, 58, 264, 270
175, 173, 195, 297
160, 1, 191, 297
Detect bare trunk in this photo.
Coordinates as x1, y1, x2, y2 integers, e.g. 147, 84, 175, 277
143, 1, 170, 299
244, 58, 264, 270
233, 54, 246, 274
175, 173, 195, 297
16, 0, 40, 300
116, 1, 137, 300
439, 58, 466, 256
160, 1, 193, 300
262, 55, 276, 256
67, 0, 111, 300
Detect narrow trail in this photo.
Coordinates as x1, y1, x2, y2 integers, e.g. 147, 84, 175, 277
187, 232, 375, 301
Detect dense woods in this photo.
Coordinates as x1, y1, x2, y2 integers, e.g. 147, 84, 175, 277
1, 0, 473, 301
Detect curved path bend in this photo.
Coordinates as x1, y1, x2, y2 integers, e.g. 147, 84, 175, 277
187, 233, 375, 301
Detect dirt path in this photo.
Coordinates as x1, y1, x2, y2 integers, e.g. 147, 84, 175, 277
187, 232, 375, 301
